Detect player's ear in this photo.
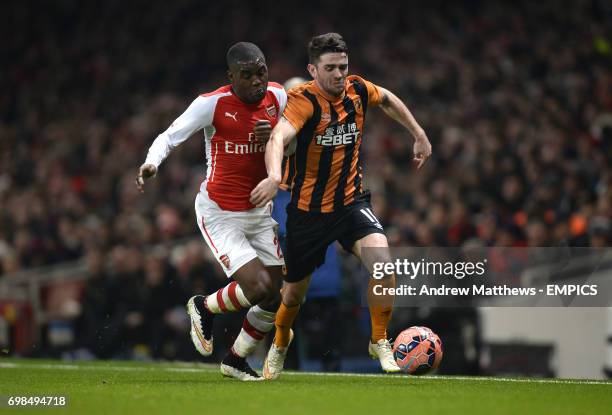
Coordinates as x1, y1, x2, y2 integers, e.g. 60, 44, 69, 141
227, 69, 234, 83
307, 63, 316, 79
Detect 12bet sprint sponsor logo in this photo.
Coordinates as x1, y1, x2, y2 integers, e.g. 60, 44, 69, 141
316, 123, 360, 146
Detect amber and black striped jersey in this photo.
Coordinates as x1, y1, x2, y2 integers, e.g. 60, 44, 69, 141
282, 75, 383, 213
279, 155, 295, 192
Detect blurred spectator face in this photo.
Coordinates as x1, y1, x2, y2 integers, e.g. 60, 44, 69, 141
553, 222, 570, 242
495, 228, 516, 246
124, 247, 143, 274
110, 246, 130, 275
526, 221, 549, 246
415, 222, 434, 245
14, 228, 31, 253
85, 248, 105, 277
502, 176, 523, 206
144, 256, 165, 286
428, 203, 447, 228
588, 217, 610, 248
185, 240, 205, 263
477, 214, 498, 242
156, 205, 182, 240
1, 254, 21, 274
308, 52, 348, 97
595, 195, 610, 216
170, 245, 189, 277
449, 200, 468, 224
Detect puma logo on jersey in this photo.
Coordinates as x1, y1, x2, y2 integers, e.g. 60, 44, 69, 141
225, 112, 238, 121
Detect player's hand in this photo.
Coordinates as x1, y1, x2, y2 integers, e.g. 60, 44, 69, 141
253, 120, 272, 143
413, 132, 432, 170
250, 176, 280, 207
136, 163, 157, 193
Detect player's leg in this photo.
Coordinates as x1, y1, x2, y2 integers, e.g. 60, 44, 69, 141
347, 218, 400, 373
231, 264, 284, 364
218, 259, 282, 381
262, 208, 332, 379
227, 261, 282, 360
262, 275, 310, 379
188, 192, 269, 362
275, 277, 309, 343
248, 217, 307, 350
216, 211, 286, 380
351, 234, 395, 344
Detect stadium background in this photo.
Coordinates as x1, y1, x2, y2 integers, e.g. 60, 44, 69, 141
0, 0, 610, 378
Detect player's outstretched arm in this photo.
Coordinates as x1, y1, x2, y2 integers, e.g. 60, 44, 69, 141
135, 96, 211, 193
378, 87, 432, 169
250, 117, 297, 207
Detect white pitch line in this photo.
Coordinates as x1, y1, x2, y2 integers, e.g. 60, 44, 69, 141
1, 362, 610, 386
283, 371, 612, 386
0, 362, 205, 373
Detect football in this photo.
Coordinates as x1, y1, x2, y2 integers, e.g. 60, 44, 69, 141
393, 326, 443, 375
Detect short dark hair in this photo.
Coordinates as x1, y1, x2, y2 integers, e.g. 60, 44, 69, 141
308, 33, 348, 64
226, 42, 265, 70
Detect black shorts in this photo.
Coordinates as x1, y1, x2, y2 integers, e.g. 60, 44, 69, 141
284, 191, 385, 282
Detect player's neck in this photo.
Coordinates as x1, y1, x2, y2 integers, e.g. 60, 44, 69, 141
230, 87, 262, 106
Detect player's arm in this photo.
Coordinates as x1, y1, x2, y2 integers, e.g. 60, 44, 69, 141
136, 97, 210, 192
249, 117, 297, 207
378, 87, 432, 169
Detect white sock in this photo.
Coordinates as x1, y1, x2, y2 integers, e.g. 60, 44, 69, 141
205, 281, 251, 313
231, 305, 276, 357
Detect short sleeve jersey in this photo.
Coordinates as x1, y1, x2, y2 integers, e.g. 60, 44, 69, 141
280, 75, 382, 213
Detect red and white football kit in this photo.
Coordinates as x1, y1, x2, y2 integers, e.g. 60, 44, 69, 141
145, 83, 287, 276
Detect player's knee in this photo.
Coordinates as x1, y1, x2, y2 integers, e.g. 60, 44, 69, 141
281, 284, 305, 307
259, 288, 281, 310
244, 270, 276, 304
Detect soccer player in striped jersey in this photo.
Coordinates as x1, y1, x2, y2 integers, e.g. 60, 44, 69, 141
137, 42, 287, 381
250, 33, 432, 378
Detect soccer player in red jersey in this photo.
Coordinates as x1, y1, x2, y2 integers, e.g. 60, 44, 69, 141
137, 42, 287, 381
250, 33, 432, 378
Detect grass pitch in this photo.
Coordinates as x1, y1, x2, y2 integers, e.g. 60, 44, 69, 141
0, 359, 611, 414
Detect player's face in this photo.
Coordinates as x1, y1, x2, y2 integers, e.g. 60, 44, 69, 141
229, 59, 269, 104
308, 52, 348, 97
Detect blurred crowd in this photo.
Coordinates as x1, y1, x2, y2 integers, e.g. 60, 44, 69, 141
0, 0, 610, 359
58, 241, 239, 360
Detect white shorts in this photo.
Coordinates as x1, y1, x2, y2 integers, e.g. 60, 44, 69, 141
194, 187, 284, 277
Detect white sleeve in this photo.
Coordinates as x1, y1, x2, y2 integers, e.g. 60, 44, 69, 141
269, 85, 288, 113
144, 96, 215, 167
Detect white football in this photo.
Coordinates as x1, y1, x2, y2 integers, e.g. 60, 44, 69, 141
284, 137, 297, 157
